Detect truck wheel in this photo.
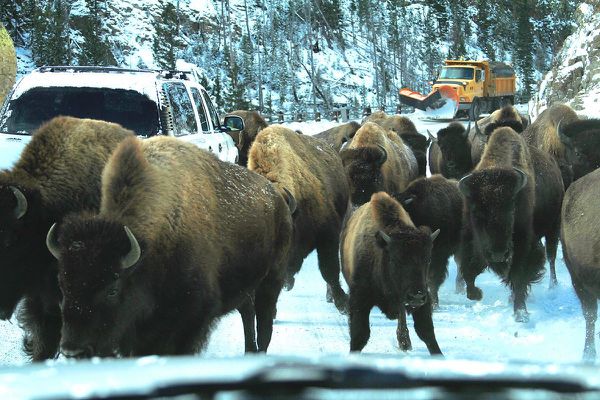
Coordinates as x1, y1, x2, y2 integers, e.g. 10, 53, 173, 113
469, 97, 481, 121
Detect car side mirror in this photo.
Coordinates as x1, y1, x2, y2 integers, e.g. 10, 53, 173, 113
223, 115, 244, 132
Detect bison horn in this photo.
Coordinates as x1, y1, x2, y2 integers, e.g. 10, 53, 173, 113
475, 120, 483, 137
121, 226, 141, 269
283, 187, 297, 216
402, 197, 414, 206
10, 186, 27, 219
556, 118, 570, 144
375, 230, 392, 246
376, 144, 387, 166
431, 229, 440, 241
513, 168, 528, 193
46, 223, 61, 260
427, 130, 437, 142
458, 173, 472, 197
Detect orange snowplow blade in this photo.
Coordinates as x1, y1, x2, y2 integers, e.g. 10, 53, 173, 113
399, 85, 460, 119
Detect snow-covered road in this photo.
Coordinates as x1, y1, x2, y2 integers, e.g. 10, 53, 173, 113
0, 113, 589, 366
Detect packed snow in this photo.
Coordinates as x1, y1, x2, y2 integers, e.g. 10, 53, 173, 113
0, 112, 593, 368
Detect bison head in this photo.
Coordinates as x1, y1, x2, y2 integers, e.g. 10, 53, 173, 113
558, 119, 600, 181
47, 214, 142, 358
340, 145, 387, 207
436, 122, 472, 179
0, 183, 49, 320
459, 168, 528, 268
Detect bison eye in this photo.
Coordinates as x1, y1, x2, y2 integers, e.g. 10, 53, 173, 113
107, 289, 118, 297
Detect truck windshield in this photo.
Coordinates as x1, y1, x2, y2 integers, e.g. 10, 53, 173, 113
439, 67, 474, 80
0, 87, 161, 136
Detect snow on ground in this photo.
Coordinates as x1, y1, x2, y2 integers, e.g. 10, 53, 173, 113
0, 113, 590, 367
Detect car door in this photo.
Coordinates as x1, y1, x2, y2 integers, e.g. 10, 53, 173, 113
199, 88, 237, 163
189, 86, 222, 158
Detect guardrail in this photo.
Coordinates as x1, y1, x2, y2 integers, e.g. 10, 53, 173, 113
260, 105, 415, 124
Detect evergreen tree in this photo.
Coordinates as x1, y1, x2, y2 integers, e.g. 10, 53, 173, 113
30, 0, 71, 66
513, 0, 535, 101
79, 0, 114, 65
152, 1, 182, 70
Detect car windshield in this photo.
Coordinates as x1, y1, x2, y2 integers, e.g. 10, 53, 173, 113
0, 87, 161, 136
439, 67, 474, 80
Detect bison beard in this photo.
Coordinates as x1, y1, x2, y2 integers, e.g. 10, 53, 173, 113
50, 136, 292, 357
341, 192, 442, 355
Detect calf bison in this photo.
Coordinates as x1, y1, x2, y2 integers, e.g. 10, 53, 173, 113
314, 121, 360, 152
248, 125, 349, 313
558, 118, 600, 182
0, 116, 134, 360
459, 126, 563, 321
341, 192, 442, 355
226, 110, 268, 167
522, 103, 579, 188
428, 122, 473, 179
340, 122, 418, 207
48, 136, 293, 357
561, 167, 600, 360
393, 175, 464, 307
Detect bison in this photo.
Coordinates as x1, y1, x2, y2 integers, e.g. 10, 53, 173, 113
561, 167, 600, 360
313, 121, 361, 152
248, 125, 350, 313
0, 116, 134, 360
458, 126, 563, 321
226, 110, 269, 167
393, 175, 464, 307
557, 118, 600, 182
341, 191, 442, 355
428, 122, 473, 179
364, 111, 428, 176
340, 122, 418, 207
47, 135, 293, 357
469, 105, 528, 166
522, 103, 579, 189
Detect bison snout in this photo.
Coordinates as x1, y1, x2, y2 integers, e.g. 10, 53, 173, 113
405, 290, 427, 308
60, 343, 95, 359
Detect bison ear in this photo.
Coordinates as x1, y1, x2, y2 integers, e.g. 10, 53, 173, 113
458, 173, 473, 197
375, 230, 392, 248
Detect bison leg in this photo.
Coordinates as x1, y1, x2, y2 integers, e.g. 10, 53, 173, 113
349, 286, 372, 352
237, 296, 258, 353
18, 295, 61, 361
459, 236, 486, 301
453, 254, 466, 294
508, 241, 545, 323
316, 240, 348, 314
255, 272, 285, 353
573, 281, 597, 361
412, 297, 443, 356
545, 230, 560, 289
397, 305, 412, 351
428, 247, 452, 309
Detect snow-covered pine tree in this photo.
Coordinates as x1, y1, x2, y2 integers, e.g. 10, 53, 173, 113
78, 0, 113, 65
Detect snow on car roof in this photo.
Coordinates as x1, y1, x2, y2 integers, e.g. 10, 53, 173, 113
11, 68, 161, 100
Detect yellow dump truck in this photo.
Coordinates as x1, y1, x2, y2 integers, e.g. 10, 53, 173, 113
400, 60, 517, 119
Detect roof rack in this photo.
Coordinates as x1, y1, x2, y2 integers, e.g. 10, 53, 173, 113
36, 66, 156, 74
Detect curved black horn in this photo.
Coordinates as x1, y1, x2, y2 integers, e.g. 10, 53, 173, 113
431, 229, 440, 241
427, 130, 436, 142
513, 167, 528, 193
46, 223, 61, 260
465, 120, 471, 138
475, 120, 483, 137
458, 173, 473, 197
376, 144, 388, 166
121, 226, 141, 269
283, 187, 297, 216
10, 186, 27, 219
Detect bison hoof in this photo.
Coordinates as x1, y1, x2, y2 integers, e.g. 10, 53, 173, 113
398, 335, 412, 351
514, 309, 530, 323
326, 286, 334, 303
549, 278, 558, 289
455, 280, 466, 294
466, 286, 483, 301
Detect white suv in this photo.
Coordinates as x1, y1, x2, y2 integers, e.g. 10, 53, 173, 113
0, 66, 241, 168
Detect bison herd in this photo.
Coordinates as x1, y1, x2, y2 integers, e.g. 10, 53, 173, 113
0, 103, 599, 362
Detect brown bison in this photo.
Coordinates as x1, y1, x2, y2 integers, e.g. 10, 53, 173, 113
561, 167, 600, 360
428, 122, 473, 179
248, 125, 349, 313
313, 121, 360, 152
393, 175, 464, 307
341, 192, 442, 354
557, 117, 600, 182
364, 111, 428, 176
469, 105, 528, 166
226, 110, 268, 167
459, 126, 563, 321
522, 103, 579, 189
0, 116, 134, 360
340, 122, 418, 207
47, 136, 292, 357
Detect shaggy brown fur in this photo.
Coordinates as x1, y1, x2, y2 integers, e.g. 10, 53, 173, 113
559, 119, 600, 181
341, 122, 418, 207
314, 121, 360, 152
248, 125, 350, 312
0, 116, 134, 361
459, 127, 551, 322
227, 110, 269, 167
429, 122, 472, 179
523, 103, 580, 188
54, 136, 292, 357
341, 192, 442, 355
561, 168, 600, 360
393, 175, 464, 307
